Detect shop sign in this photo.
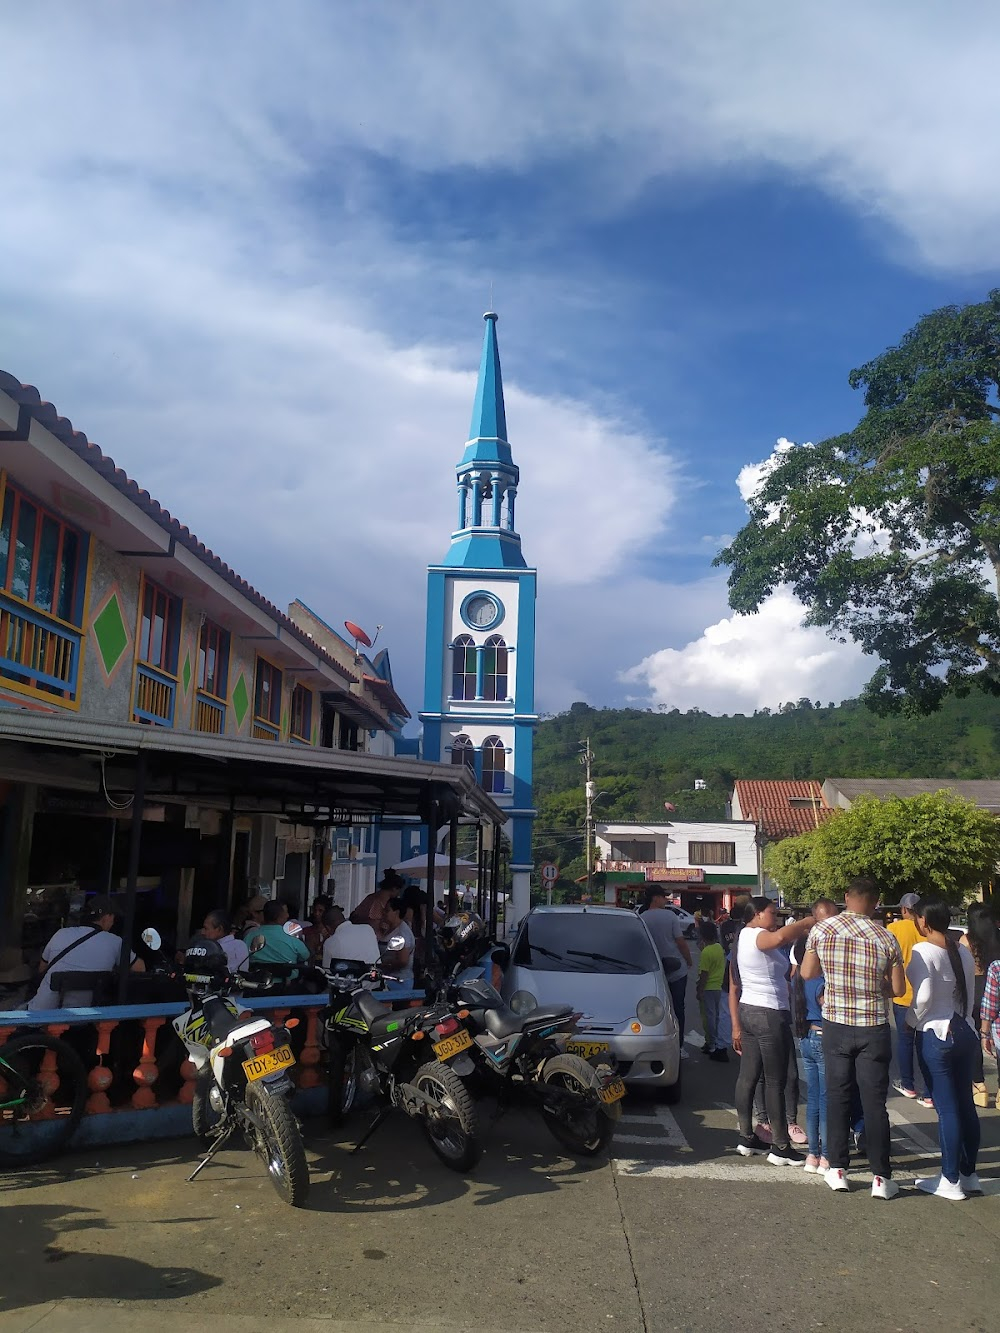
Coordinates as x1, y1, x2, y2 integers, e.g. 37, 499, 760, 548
644, 866, 705, 883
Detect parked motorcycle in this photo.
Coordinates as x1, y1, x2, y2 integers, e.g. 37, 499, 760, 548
318, 956, 482, 1173
153, 926, 310, 1207
432, 916, 625, 1157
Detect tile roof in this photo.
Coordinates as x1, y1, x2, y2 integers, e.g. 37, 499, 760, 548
732, 779, 834, 840
0, 369, 364, 689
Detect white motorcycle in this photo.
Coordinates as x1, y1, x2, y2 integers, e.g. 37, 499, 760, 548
145, 926, 309, 1207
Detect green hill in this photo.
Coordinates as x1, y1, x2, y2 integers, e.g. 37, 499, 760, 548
532, 695, 1000, 879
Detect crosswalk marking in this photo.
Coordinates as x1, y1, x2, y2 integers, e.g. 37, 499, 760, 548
616, 1105, 692, 1151
887, 1105, 941, 1157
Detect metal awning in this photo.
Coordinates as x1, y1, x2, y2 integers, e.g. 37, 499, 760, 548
0, 710, 505, 824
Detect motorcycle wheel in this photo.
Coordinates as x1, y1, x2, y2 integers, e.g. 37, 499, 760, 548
245, 1082, 309, 1207
413, 1059, 481, 1173
326, 1038, 359, 1126
539, 1054, 620, 1157
191, 1070, 222, 1141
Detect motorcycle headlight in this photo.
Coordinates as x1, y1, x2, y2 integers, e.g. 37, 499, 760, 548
510, 989, 537, 1015
636, 996, 665, 1027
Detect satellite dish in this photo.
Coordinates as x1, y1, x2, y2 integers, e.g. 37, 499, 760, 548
345, 621, 373, 649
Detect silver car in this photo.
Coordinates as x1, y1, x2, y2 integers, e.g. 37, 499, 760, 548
501, 905, 681, 1101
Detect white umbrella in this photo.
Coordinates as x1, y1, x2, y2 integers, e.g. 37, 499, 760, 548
389, 853, 480, 882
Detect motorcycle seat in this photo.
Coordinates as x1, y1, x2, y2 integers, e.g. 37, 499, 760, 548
357, 990, 393, 1026
484, 1002, 575, 1040
203, 996, 248, 1042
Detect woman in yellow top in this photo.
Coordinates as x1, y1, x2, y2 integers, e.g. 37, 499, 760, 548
888, 893, 928, 1103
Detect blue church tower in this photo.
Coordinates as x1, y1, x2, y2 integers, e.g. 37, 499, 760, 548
420, 312, 536, 925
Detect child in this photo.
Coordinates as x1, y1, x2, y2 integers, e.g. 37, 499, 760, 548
696, 919, 728, 1061
791, 936, 828, 1173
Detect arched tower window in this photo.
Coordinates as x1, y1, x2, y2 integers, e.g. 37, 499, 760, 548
451, 734, 475, 770
482, 635, 508, 701
451, 634, 476, 700
480, 735, 505, 794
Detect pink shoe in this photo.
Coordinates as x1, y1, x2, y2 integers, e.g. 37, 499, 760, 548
819, 1157, 830, 1172
754, 1122, 772, 1145
803, 1154, 821, 1174
787, 1123, 807, 1145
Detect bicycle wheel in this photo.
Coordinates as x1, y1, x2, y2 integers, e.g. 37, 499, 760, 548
0, 1032, 88, 1167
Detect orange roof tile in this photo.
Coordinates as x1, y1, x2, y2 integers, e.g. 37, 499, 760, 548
732, 779, 834, 841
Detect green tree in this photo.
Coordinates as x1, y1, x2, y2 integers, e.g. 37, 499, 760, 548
764, 791, 1000, 903
717, 291, 1000, 714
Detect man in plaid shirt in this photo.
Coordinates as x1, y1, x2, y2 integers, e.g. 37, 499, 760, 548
801, 877, 905, 1198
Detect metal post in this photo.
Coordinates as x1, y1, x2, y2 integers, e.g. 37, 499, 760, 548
118, 751, 146, 1002
476, 821, 486, 921
448, 814, 459, 917
490, 826, 501, 931
582, 737, 594, 899
424, 795, 437, 954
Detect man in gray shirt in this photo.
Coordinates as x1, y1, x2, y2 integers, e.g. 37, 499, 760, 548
641, 888, 693, 1048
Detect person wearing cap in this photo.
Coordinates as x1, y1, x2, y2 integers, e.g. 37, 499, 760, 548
888, 893, 928, 1102
27, 896, 145, 1011
235, 893, 267, 939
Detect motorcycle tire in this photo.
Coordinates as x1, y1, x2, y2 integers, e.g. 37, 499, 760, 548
191, 1069, 222, 1141
326, 1037, 359, 1127
539, 1053, 620, 1157
0, 1032, 87, 1168
413, 1059, 481, 1173
245, 1082, 310, 1207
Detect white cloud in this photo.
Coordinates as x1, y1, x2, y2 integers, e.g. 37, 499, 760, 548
621, 587, 870, 715
6, 3, 1000, 270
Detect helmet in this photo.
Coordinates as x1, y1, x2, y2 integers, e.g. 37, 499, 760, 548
183, 938, 229, 991
442, 910, 486, 953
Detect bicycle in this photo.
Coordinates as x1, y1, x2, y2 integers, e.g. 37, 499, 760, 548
0, 1030, 88, 1167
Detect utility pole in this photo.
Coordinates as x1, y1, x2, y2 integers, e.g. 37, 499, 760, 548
580, 737, 594, 898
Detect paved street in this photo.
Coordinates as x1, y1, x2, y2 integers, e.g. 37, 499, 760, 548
3, 1028, 1000, 1333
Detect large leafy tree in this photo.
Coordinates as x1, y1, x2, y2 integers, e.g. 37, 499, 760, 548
764, 792, 1000, 904
717, 291, 1000, 714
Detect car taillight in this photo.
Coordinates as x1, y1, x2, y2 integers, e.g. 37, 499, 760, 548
250, 1029, 276, 1055
434, 1017, 459, 1038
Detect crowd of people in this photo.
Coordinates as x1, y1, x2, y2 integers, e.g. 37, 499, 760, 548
710, 878, 1000, 1201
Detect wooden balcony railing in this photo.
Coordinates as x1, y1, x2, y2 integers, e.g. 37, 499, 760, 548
252, 718, 280, 741
133, 662, 176, 726
194, 691, 226, 734
0, 592, 81, 702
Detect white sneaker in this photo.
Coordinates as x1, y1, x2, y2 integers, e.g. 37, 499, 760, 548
915, 1175, 966, 1200
960, 1173, 983, 1195
871, 1175, 900, 1200
825, 1167, 850, 1192
680, 1048, 690, 1061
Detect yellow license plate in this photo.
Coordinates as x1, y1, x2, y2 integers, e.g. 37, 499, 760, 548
599, 1078, 626, 1104
566, 1040, 611, 1059
433, 1028, 473, 1060
242, 1045, 295, 1082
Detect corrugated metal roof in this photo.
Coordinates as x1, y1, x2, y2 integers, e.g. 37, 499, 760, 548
825, 778, 1000, 813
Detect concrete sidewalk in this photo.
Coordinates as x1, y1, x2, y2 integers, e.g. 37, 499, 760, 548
4, 1305, 540, 1333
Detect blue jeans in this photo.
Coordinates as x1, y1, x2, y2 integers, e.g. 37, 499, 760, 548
916, 1019, 981, 1183
701, 990, 721, 1050
893, 1002, 918, 1093
799, 1029, 827, 1158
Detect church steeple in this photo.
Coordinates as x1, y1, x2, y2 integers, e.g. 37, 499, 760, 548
443, 312, 526, 569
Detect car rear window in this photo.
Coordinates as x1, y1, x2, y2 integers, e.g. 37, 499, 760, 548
512, 912, 659, 973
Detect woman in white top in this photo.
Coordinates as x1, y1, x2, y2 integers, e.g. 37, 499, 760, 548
731, 897, 814, 1165
906, 900, 980, 1200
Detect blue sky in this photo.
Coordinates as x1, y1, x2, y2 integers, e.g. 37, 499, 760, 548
3, 3, 999, 716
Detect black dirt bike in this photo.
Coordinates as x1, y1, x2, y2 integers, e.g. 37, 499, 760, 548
318, 959, 482, 1173
0, 1030, 87, 1168
436, 957, 624, 1158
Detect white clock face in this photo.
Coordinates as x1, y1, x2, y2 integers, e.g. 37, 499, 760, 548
465, 594, 500, 628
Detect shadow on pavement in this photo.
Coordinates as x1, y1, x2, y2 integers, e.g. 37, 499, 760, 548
304, 1101, 606, 1215
0, 1201, 222, 1314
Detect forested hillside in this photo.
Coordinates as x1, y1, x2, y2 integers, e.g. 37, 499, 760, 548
533, 695, 1000, 878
